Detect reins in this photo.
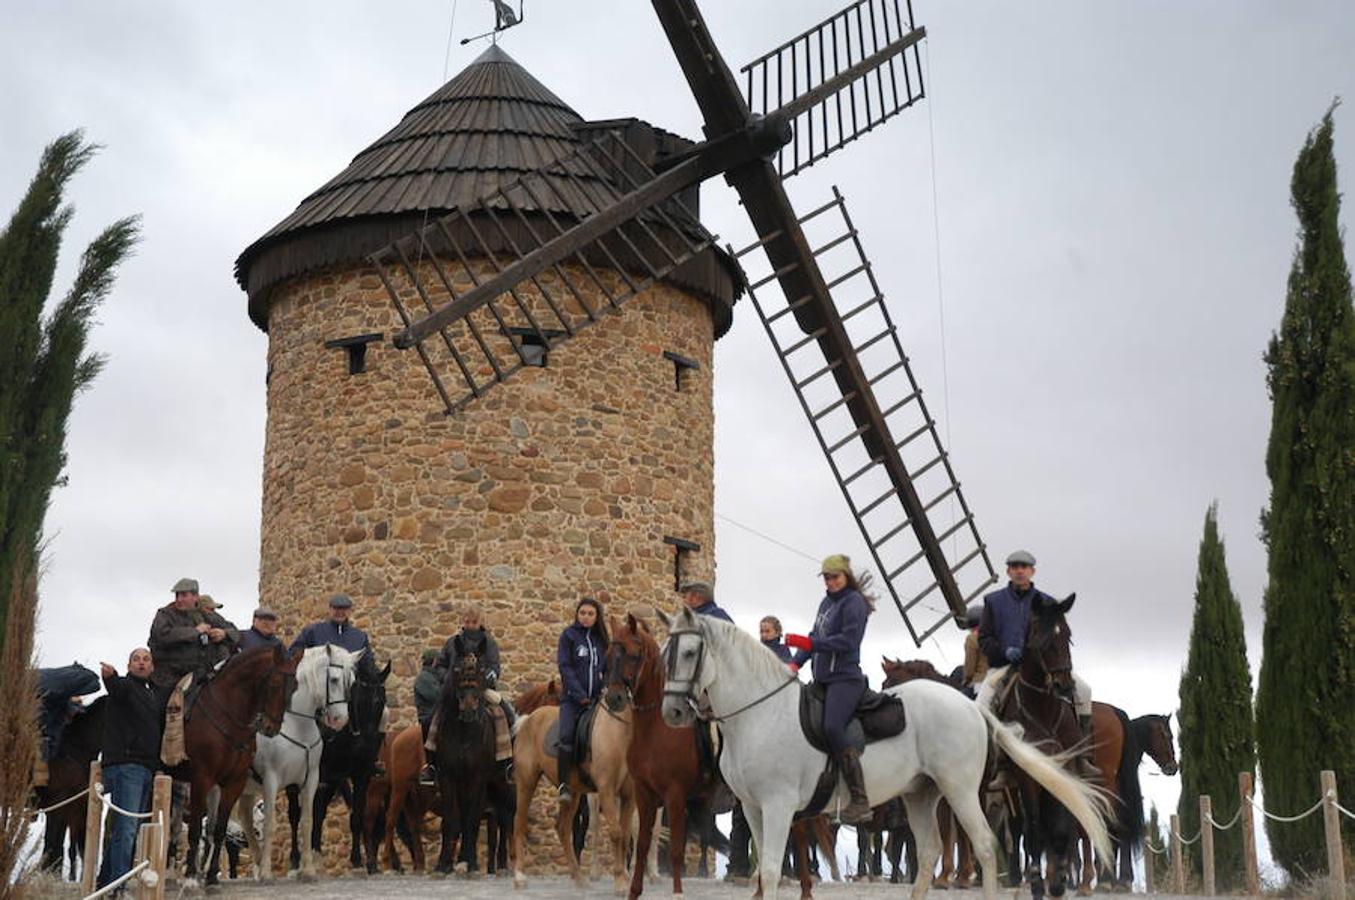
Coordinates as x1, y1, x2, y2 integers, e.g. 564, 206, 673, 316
663, 623, 799, 724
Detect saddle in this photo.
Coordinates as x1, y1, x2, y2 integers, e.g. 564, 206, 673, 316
798, 682, 907, 755
544, 704, 598, 765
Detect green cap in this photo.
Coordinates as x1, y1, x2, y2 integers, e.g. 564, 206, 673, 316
171, 577, 200, 594
422, 649, 438, 665
820, 554, 852, 576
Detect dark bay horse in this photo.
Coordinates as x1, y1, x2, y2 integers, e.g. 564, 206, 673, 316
36, 697, 108, 880
998, 592, 1088, 900
290, 651, 391, 873
434, 653, 496, 874
178, 644, 300, 886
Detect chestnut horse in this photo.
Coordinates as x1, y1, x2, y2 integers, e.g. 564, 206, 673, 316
178, 644, 300, 886
36, 697, 108, 880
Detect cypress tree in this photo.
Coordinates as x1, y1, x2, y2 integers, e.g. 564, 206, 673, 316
0, 131, 139, 639
1255, 102, 1355, 878
1176, 503, 1255, 889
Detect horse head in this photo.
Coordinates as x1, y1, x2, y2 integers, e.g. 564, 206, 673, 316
349, 650, 391, 737
1145, 713, 1179, 775
604, 612, 656, 714
514, 677, 560, 715
452, 653, 484, 723
880, 656, 945, 688
256, 645, 303, 737
1023, 592, 1077, 697
656, 605, 710, 729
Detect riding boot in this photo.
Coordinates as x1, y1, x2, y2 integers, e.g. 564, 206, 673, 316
1076, 713, 1099, 781
836, 747, 873, 824
556, 751, 573, 803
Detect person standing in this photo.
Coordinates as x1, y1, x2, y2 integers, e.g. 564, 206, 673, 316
237, 607, 283, 653
785, 554, 873, 824
289, 593, 369, 654
95, 649, 160, 891
555, 598, 608, 802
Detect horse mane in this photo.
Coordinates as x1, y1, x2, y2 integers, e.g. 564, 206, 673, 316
880, 657, 957, 690
684, 610, 795, 687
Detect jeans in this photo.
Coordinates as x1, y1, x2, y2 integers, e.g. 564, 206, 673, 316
37, 664, 100, 759
96, 764, 153, 889
822, 677, 866, 754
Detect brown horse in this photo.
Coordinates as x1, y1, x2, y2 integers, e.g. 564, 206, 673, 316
881, 657, 976, 889
515, 678, 562, 714
378, 723, 438, 872
179, 644, 300, 886
35, 697, 108, 880
509, 671, 634, 891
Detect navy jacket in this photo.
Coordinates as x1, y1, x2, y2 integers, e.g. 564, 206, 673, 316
238, 627, 283, 654
692, 600, 734, 623
791, 586, 869, 683
762, 638, 793, 663
289, 619, 369, 655
100, 672, 160, 769
557, 623, 606, 704
437, 628, 501, 685
978, 583, 1053, 668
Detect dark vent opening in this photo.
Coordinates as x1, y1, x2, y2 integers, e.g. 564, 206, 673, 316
324, 333, 383, 376
663, 350, 701, 392
663, 535, 701, 591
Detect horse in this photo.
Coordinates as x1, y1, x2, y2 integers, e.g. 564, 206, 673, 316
35, 697, 108, 880
379, 722, 437, 873
509, 673, 635, 892
178, 644, 301, 886
233, 644, 358, 881
605, 612, 727, 900
292, 650, 390, 873
515, 677, 562, 714
991, 592, 1104, 900
658, 605, 1111, 900
432, 652, 498, 875
881, 657, 979, 890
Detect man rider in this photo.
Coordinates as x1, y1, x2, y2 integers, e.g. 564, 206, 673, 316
289, 593, 369, 654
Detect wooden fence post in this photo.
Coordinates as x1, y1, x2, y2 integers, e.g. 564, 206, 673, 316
150, 773, 172, 900
1144, 834, 1156, 894
1322, 770, 1346, 900
1239, 772, 1260, 896
133, 822, 150, 900
1199, 795, 1216, 896
1170, 813, 1185, 895
81, 759, 102, 895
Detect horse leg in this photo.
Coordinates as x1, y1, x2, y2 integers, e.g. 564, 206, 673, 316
744, 803, 765, 900
941, 784, 999, 900
510, 763, 537, 888
435, 768, 458, 874
282, 782, 301, 874
456, 781, 486, 876
350, 774, 369, 871
298, 773, 321, 880
1023, 787, 1046, 900
554, 789, 586, 886
207, 776, 248, 887
902, 783, 943, 900
627, 786, 659, 900
753, 799, 794, 900
664, 786, 691, 896
1079, 829, 1096, 895
813, 817, 840, 883
791, 822, 813, 900
935, 801, 954, 889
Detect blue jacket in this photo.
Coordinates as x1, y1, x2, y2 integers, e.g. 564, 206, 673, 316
238, 627, 283, 654
763, 638, 793, 663
693, 600, 734, 623
978, 583, 1053, 668
289, 619, 369, 655
791, 587, 869, 683
557, 623, 606, 704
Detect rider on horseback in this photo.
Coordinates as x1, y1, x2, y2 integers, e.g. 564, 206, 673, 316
556, 597, 608, 803
423, 605, 517, 782
785, 554, 874, 825
975, 550, 1096, 777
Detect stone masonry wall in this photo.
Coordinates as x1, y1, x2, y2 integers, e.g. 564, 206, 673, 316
258, 258, 717, 874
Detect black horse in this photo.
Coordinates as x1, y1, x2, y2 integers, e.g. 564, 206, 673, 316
286, 650, 390, 872
36, 697, 108, 880
434, 653, 496, 874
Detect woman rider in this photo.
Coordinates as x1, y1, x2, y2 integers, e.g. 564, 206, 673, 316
556, 597, 608, 802
785, 554, 873, 824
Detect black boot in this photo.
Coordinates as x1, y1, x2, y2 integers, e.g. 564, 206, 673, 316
837, 747, 873, 824
1076, 714, 1100, 781
557, 751, 573, 803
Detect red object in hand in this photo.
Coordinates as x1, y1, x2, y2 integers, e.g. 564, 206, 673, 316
788, 663, 800, 675
785, 633, 814, 652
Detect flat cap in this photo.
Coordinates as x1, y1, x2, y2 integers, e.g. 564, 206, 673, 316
328, 593, 354, 608
1005, 550, 1037, 567
171, 577, 200, 594
252, 606, 278, 620
678, 581, 713, 601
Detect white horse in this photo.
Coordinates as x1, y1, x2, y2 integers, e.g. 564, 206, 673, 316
657, 607, 1111, 900
235, 644, 359, 880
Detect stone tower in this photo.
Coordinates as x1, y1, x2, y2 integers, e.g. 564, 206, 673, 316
235, 46, 739, 715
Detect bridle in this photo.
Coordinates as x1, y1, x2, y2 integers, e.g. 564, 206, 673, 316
662, 620, 797, 724
201, 656, 295, 753
608, 640, 661, 713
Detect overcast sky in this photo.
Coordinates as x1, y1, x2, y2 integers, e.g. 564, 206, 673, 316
5, 0, 1354, 878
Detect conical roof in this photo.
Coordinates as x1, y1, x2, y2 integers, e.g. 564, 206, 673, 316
236, 45, 739, 333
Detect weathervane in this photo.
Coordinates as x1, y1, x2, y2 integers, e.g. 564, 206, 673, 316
461, 0, 522, 45
373, 0, 995, 646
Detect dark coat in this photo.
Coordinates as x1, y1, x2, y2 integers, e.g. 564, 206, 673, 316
692, 600, 734, 623
557, 623, 605, 704
147, 603, 240, 688
413, 665, 445, 723
791, 586, 869, 683
288, 619, 369, 655
436, 627, 501, 685
762, 638, 793, 663
100, 672, 160, 769
237, 627, 283, 654
978, 583, 1054, 669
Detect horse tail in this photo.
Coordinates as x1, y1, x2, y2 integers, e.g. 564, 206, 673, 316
980, 705, 1114, 862
1115, 707, 1144, 856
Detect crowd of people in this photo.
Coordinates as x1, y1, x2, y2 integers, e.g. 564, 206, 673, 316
34, 548, 1086, 889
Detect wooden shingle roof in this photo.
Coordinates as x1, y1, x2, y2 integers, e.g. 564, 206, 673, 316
236, 45, 740, 334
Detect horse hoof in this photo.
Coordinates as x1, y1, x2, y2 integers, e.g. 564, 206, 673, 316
298, 872, 317, 884
514, 874, 526, 889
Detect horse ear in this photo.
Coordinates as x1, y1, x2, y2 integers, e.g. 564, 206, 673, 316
654, 608, 674, 630
1058, 592, 1077, 615
626, 612, 640, 633
380, 660, 392, 681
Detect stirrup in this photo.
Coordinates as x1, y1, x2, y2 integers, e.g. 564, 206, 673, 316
556, 782, 573, 803
419, 764, 437, 785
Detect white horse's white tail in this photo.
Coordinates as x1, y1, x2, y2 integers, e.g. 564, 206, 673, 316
980, 705, 1114, 862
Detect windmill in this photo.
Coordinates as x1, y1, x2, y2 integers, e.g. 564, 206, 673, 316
368, 0, 995, 646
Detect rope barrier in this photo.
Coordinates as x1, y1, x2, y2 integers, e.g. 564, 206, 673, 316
1206, 805, 1244, 830
27, 786, 90, 815
1248, 793, 1327, 823
1172, 827, 1202, 846
1335, 800, 1355, 821
1144, 840, 1168, 856
82, 859, 150, 900
94, 783, 154, 819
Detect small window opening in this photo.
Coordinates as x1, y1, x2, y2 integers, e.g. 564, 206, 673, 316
663, 350, 701, 391
663, 535, 701, 591
504, 327, 566, 368
324, 333, 383, 375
